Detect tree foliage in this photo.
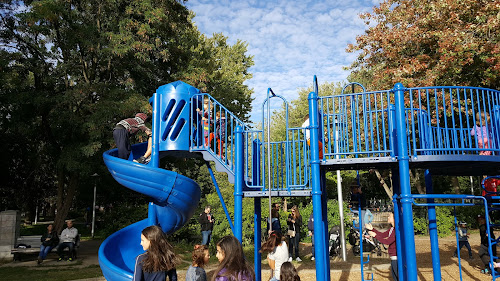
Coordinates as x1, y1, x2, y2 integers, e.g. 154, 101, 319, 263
0, 0, 253, 231
347, 0, 500, 90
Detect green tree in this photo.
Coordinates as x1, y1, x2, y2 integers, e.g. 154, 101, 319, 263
0, 0, 254, 231
347, 0, 500, 90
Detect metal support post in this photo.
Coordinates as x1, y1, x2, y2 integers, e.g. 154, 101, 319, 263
148, 202, 157, 226
234, 125, 244, 242
309, 90, 330, 281
425, 170, 441, 280
394, 82, 417, 281
91, 173, 99, 238
254, 198, 262, 281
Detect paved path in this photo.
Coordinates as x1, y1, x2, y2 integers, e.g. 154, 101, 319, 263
1, 239, 105, 280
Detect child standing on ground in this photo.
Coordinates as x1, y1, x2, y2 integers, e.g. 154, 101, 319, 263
471, 111, 493, 155
212, 235, 255, 281
186, 244, 209, 281
453, 221, 473, 259
261, 231, 289, 281
279, 262, 301, 281
133, 225, 178, 281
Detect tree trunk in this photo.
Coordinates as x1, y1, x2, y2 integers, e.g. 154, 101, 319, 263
54, 171, 79, 233
451, 176, 460, 194
373, 169, 393, 200
411, 169, 426, 194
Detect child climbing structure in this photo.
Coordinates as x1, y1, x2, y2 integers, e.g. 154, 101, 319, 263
101, 78, 500, 281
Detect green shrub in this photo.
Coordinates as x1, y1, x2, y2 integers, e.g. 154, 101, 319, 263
97, 203, 148, 237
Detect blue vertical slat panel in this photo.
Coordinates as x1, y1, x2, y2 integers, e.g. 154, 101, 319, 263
156, 81, 200, 152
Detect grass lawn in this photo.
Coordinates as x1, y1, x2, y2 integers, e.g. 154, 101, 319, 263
0, 265, 103, 281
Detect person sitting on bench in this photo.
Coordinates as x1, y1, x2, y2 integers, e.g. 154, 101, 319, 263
57, 220, 78, 261
37, 224, 59, 264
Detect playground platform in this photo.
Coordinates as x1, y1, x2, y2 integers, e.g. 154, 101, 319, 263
100, 79, 500, 281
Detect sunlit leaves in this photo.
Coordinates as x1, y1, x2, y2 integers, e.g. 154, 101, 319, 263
347, 0, 500, 90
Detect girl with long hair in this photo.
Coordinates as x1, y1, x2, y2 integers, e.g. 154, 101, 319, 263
287, 206, 302, 262
133, 225, 178, 281
279, 262, 301, 281
186, 244, 209, 281
261, 231, 289, 281
212, 235, 255, 281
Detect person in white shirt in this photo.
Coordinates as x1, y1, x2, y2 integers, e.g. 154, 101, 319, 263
302, 114, 327, 159
57, 220, 78, 261
261, 231, 289, 281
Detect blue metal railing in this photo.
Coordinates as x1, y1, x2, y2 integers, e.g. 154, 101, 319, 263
190, 93, 249, 172
318, 86, 500, 160
190, 85, 500, 193
319, 89, 395, 160
190, 93, 311, 193
406, 86, 500, 157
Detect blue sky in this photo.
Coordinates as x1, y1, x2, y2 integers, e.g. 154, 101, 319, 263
186, 0, 380, 123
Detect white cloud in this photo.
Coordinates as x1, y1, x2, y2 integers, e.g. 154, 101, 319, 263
186, 0, 377, 123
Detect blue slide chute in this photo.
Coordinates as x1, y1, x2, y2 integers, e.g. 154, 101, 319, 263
99, 146, 201, 281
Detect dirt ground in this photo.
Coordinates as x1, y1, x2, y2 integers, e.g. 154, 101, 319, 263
204, 233, 494, 281
2, 233, 495, 281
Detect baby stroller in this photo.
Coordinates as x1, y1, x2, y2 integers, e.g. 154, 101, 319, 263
347, 225, 383, 257
328, 226, 342, 257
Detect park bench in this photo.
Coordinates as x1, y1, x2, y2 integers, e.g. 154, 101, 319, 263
11, 234, 81, 261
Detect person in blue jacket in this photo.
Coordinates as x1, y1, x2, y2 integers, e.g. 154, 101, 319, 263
133, 225, 178, 281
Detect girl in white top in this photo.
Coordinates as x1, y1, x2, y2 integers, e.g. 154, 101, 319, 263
261, 231, 289, 281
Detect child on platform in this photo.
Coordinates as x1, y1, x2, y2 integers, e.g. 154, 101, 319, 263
186, 244, 209, 281
471, 111, 493, 155
212, 235, 255, 281
197, 99, 214, 147
133, 225, 178, 281
215, 111, 226, 158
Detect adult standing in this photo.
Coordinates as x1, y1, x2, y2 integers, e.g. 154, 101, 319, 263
57, 220, 78, 261
113, 113, 151, 160
37, 224, 59, 264
287, 206, 302, 262
199, 206, 215, 246
366, 213, 397, 281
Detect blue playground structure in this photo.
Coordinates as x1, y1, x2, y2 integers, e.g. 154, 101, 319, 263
100, 78, 500, 281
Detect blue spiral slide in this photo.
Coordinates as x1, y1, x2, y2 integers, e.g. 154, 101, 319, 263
98, 81, 208, 280
99, 144, 201, 280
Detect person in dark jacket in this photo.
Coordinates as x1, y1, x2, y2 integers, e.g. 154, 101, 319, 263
199, 206, 215, 246
267, 204, 282, 235
478, 215, 497, 274
287, 205, 303, 262
37, 224, 59, 264
134, 225, 177, 281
